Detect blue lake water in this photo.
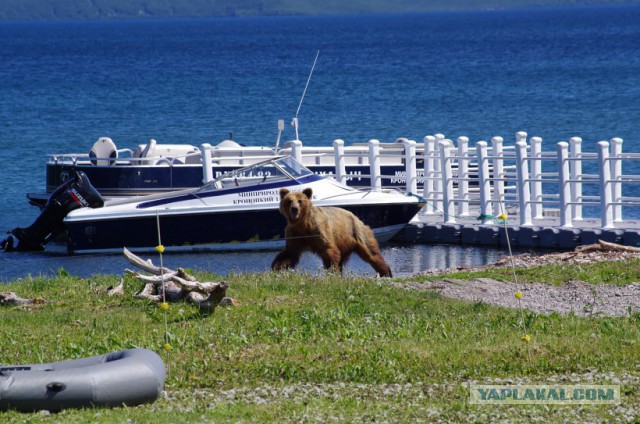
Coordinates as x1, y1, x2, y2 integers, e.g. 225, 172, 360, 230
1, 5, 639, 280
0, 242, 520, 282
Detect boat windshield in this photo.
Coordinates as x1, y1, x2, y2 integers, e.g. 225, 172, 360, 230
198, 156, 313, 192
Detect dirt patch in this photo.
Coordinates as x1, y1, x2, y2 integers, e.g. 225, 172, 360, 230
398, 247, 640, 317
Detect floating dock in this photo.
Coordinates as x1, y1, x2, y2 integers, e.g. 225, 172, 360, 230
395, 211, 640, 250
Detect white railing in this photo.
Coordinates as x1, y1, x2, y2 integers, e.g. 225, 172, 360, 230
208, 134, 637, 229
311, 132, 634, 229
50, 133, 636, 228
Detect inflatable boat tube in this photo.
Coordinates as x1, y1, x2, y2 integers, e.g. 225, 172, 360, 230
0, 348, 165, 412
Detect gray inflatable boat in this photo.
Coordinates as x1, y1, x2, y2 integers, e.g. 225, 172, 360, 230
0, 348, 165, 412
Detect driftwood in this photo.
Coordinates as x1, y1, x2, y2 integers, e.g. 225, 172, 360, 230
106, 279, 125, 296
0, 292, 45, 306
123, 247, 234, 314
575, 239, 640, 253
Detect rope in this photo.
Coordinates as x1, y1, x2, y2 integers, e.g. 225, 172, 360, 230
415, 188, 533, 366
155, 211, 171, 376
495, 203, 533, 368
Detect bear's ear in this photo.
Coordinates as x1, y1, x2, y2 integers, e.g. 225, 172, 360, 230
279, 188, 290, 200
302, 188, 313, 199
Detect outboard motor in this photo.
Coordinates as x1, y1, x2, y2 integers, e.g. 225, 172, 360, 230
1, 171, 103, 252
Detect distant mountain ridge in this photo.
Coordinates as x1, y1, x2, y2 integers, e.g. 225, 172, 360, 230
1, 0, 639, 20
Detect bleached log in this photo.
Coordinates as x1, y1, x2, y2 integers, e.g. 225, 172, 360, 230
575, 239, 640, 253
136, 283, 162, 302
123, 248, 232, 310
125, 269, 179, 283
186, 282, 230, 314
123, 247, 177, 276
106, 279, 125, 296
597, 239, 640, 252
0, 292, 45, 306
168, 275, 226, 294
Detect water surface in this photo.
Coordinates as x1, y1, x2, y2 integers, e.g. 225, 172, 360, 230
1, 5, 638, 279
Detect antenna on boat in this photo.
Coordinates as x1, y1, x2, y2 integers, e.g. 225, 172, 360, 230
292, 50, 320, 141
275, 119, 285, 153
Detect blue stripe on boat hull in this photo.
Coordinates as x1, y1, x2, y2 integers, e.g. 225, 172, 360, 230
65, 203, 421, 253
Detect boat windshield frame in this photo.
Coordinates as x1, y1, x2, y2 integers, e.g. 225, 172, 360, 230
196, 156, 313, 193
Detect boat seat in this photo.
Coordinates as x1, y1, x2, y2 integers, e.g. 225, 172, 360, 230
134, 139, 157, 165
140, 139, 157, 158
89, 137, 118, 166
183, 151, 201, 164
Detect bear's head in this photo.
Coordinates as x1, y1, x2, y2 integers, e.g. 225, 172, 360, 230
279, 188, 313, 223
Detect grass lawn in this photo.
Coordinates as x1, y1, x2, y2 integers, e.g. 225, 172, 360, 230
1, 259, 640, 422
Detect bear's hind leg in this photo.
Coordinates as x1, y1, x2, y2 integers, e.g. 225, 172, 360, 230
355, 244, 392, 277
339, 252, 352, 272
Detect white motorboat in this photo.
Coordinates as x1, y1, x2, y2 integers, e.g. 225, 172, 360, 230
61, 156, 424, 254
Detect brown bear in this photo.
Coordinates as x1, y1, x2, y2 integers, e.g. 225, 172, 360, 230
272, 187, 392, 277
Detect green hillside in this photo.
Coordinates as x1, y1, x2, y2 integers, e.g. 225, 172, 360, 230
0, 0, 638, 20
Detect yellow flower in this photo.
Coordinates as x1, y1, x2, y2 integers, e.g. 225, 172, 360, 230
497, 213, 508, 221
521, 334, 531, 343
514, 291, 523, 299
160, 302, 169, 310
164, 343, 172, 351
155, 244, 165, 253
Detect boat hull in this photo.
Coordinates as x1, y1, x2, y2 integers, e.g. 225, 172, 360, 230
65, 202, 421, 254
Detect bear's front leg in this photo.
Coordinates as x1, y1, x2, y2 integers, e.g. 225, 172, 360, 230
272, 249, 300, 271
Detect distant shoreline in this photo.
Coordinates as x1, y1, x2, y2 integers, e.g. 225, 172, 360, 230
1, 0, 639, 21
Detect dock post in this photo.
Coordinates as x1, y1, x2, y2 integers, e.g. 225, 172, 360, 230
557, 141, 573, 228
199, 143, 213, 183
490, 136, 505, 215
476, 141, 493, 224
290, 140, 303, 163
439, 140, 456, 223
456, 136, 470, 217
515, 141, 533, 226
434, 134, 445, 210
530, 136, 543, 219
423, 135, 436, 214
333, 139, 346, 184
516, 131, 527, 144
610, 138, 623, 223
569, 137, 583, 221
597, 141, 614, 229
404, 139, 417, 195
369, 139, 381, 191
